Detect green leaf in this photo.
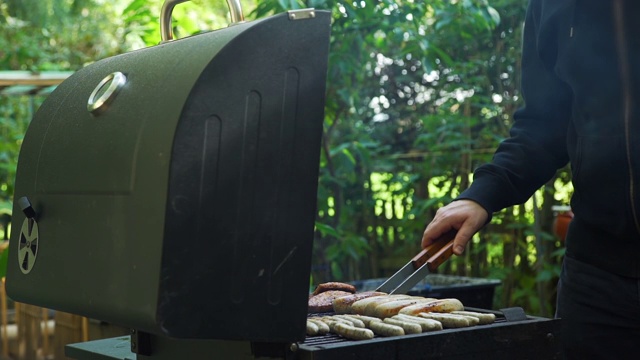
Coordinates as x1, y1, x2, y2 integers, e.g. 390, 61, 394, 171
315, 222, 339, 238
486, 6, 501, 27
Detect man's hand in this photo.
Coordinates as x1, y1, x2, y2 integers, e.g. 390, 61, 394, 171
422, 200, 489, 255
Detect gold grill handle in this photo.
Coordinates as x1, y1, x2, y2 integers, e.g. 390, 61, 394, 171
160, 0, 245, 42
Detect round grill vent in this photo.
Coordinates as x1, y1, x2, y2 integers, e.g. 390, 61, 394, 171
18, 218, 39, 274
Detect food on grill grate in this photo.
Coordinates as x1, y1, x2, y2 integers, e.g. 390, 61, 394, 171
369, 320, 405, 337
348, 314, 379, 327
306, 320, 319, 336
392, 314, 443, 331
398, 298, 464, 315
333, 291, 387, 314
311, 282, 357, 296
306, 295, 497, 342
371, 298, 439, 319
418, 312, 474, 328
354, 294, 414, 315
333, 314, 366, 328
307, 318, 330, 334
308, 290, 353, 312
451, 310, 496, 325
383, 317, 422, 334
332, 322, 375, 340
306, 306, 493, 341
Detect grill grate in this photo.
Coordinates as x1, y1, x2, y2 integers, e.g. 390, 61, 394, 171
298, 310, 562, 360
303, 313, 509, 346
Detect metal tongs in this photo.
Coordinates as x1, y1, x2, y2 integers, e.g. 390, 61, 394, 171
376, 230, 457, 294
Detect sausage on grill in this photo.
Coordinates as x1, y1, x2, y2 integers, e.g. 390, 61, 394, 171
418, 312, 472, 328
392, 314, 443, 331
451, 310, 496, 325
307, 318, 330, 334
398, 298, 464, 315
306, 321, 319, 335
368, 320, 405, 337
383, 317, 422, 334
332, 291, 387, 314
332, 322, 374, 340
354, 295, 413, 315
370, 298, 436, 319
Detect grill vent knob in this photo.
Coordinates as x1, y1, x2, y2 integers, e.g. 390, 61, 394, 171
17, 196, 39, 274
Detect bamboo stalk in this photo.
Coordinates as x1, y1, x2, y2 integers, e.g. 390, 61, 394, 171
42, 308, 49, 357
1, 277, 8, 357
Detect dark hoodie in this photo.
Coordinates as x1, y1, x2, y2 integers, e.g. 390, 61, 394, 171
459, 0, 640, 277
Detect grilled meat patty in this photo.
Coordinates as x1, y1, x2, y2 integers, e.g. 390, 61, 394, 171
308, 290, 352, 313
311, 282, 357, 296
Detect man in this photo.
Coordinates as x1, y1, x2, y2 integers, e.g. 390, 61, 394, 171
421, 0, 640, 358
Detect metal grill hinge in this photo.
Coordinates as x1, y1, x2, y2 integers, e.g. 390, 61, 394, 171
288, 8, 316, 20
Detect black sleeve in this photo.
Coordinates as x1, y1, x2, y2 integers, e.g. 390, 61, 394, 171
457, 0, 572, 214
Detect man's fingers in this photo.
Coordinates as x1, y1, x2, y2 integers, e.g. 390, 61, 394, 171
421, 223, 454, 248
422, 200, 489, 252
452, 230, 471, 255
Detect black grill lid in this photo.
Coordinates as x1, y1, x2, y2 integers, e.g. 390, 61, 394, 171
7, 5, 331, 343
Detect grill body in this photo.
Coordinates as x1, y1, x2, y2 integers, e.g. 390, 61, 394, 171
64, 309, 563, 360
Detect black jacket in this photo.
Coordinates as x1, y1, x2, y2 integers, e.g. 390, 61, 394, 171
459, 0, 640, 277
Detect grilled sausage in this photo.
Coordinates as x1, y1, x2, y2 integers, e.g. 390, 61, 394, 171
333, 291, 387, 314
311, 282, 357, 296
334, 315, 366, 328
392, 314, 443, 331
319, 318, 351, 334
371, 298, 436, 319
418, 312, 472, 328
324, 315, 364, 328
306, 320, 319, 336
383, 318, 422, 334
398, 298, 464, 315
307, 318, 330, 334
356, 295, 413, 315
319, 316, 353, 327
368, 321, 405, 337
332, 322, 375, 340
349, 314, 381, 327
451, 310, 496, 325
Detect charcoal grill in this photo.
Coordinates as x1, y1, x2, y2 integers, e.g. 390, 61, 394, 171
298, 308, 561, 360
64, 307, 561, 359
6, 0, 562, 359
